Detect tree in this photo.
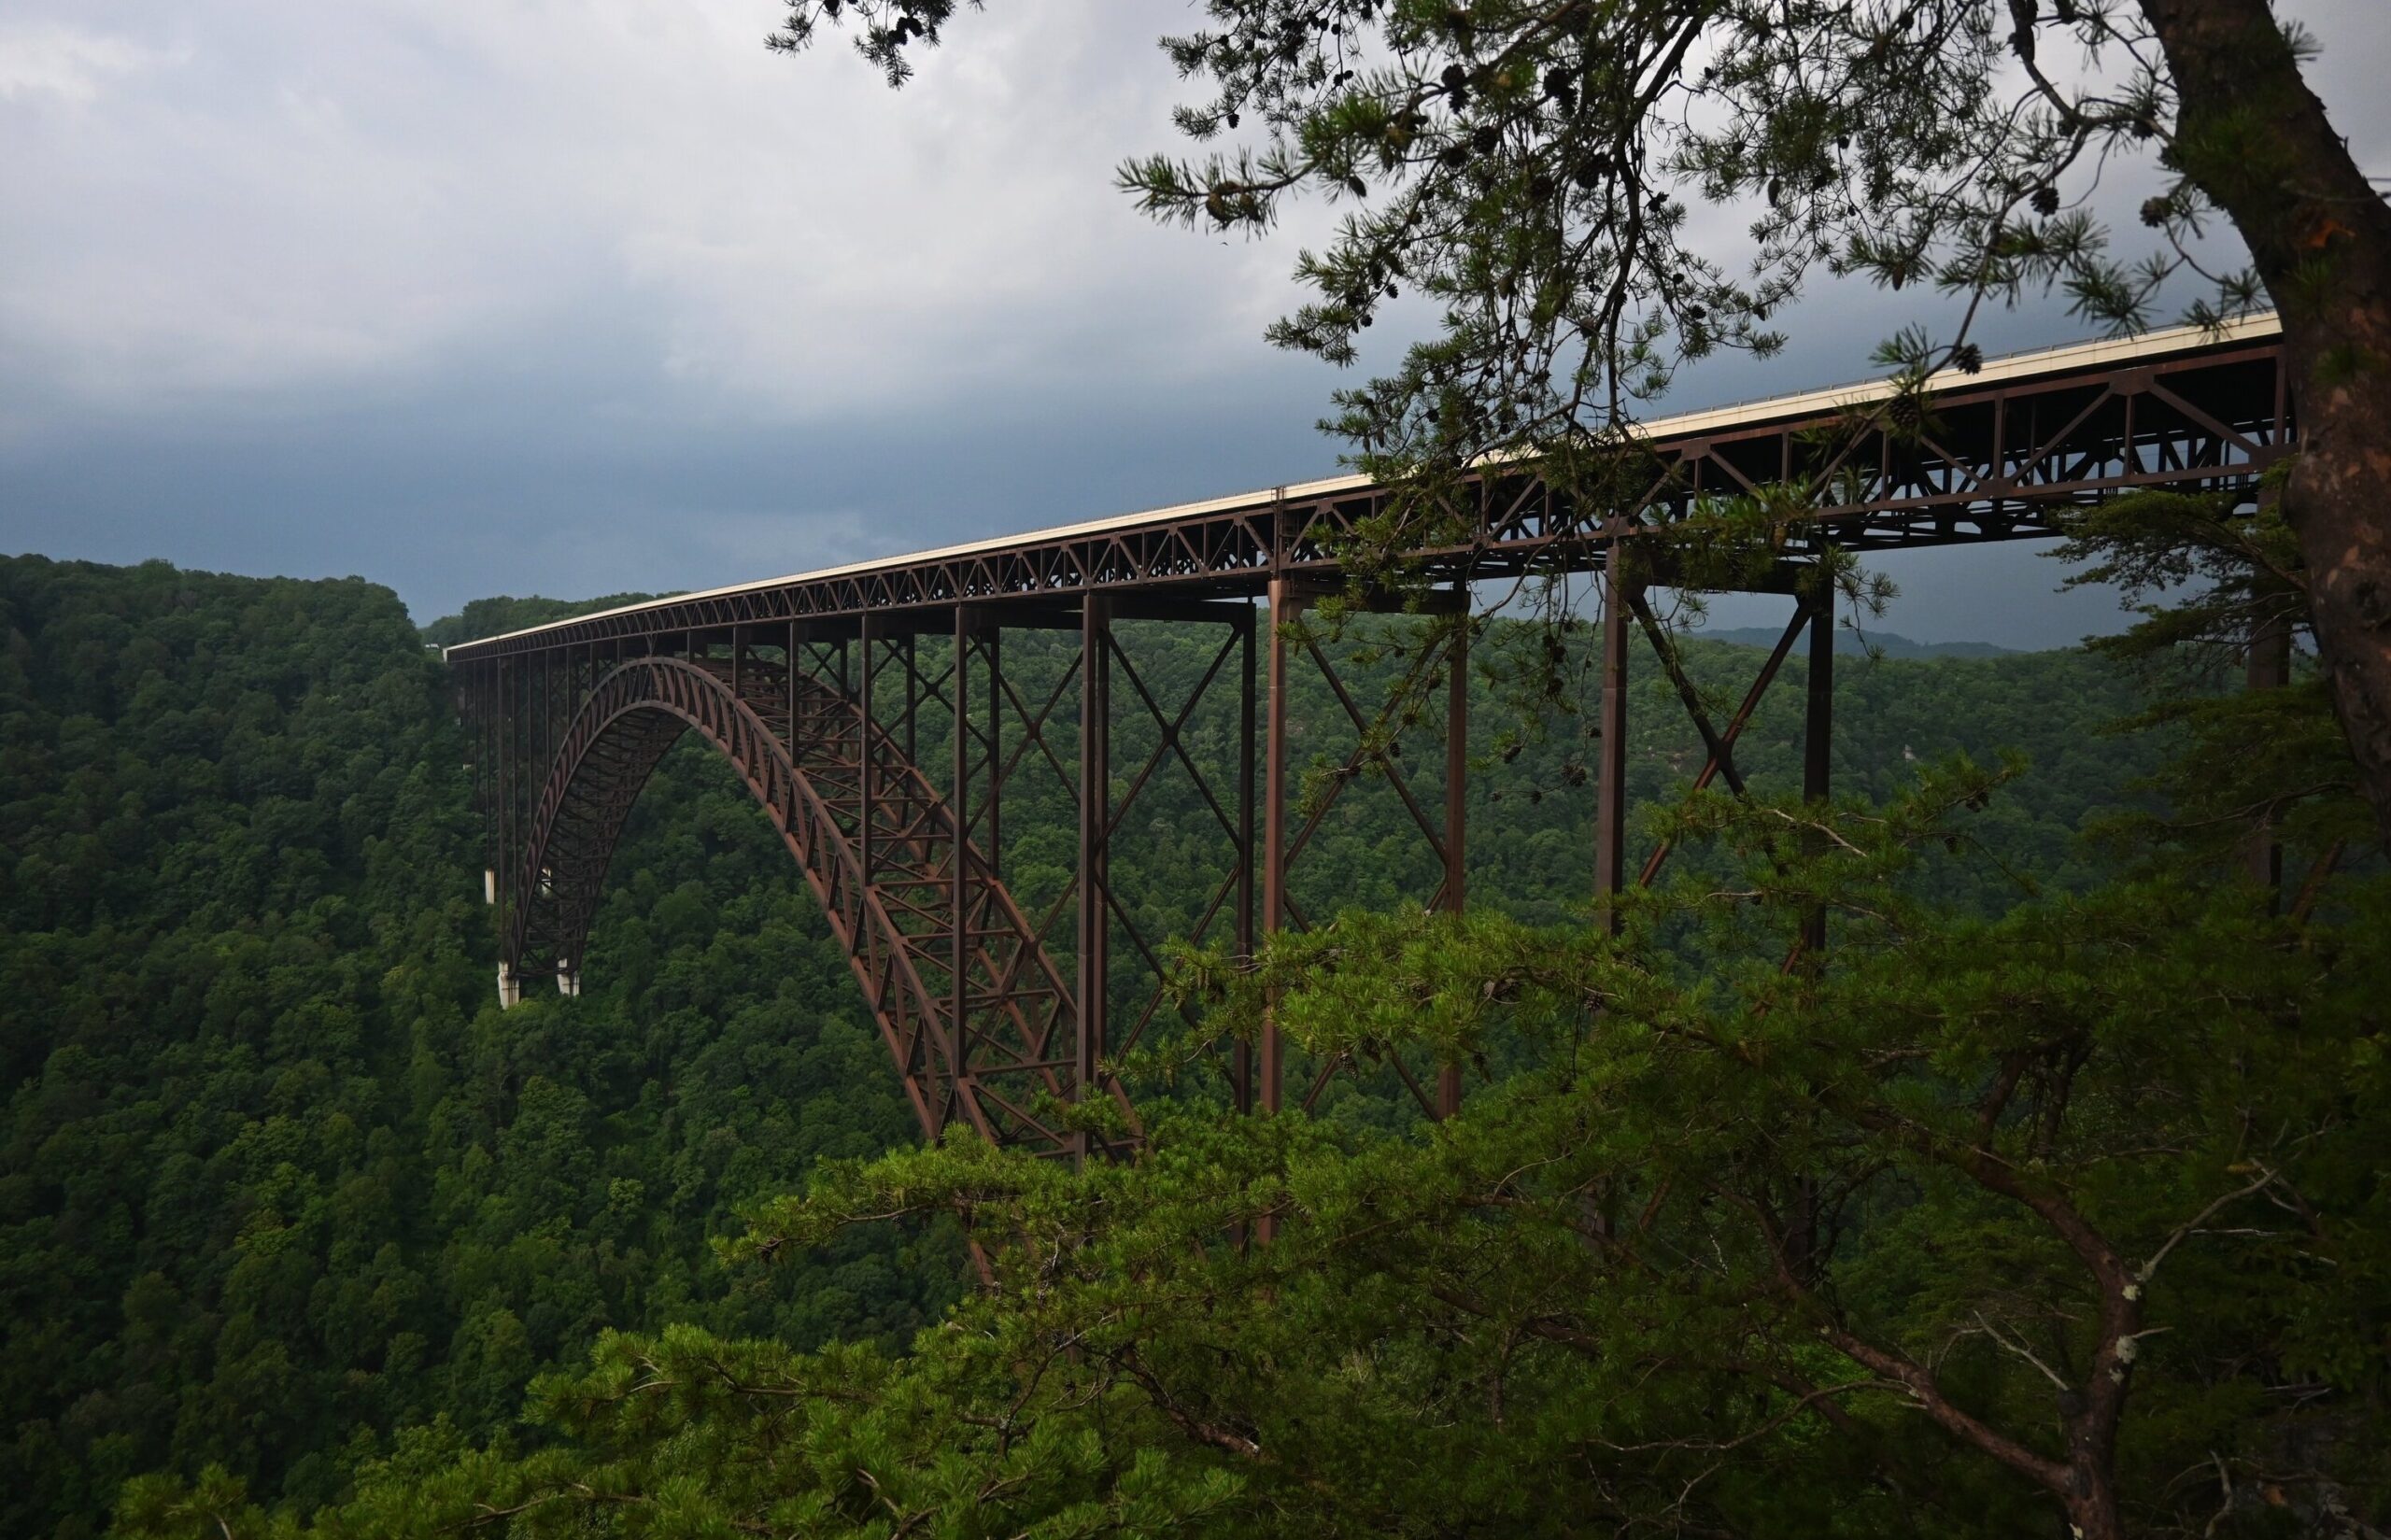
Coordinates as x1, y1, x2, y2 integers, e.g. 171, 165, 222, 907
63, 5, 2391, 1530
109, 756, 2390, 1538
767, 0, 2391, 845
0, 558, 2205, 1533
92, 546, 2388, 1540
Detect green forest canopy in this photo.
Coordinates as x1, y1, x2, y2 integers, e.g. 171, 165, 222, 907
3, 552, 2381, 1537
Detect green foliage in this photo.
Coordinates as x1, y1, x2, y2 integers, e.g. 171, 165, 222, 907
10, 555, 2373, 1536
417, 594, 668, 652
769, 0, 2275, 486
121, 766, 2385, 1536
0, 559, 954, 1537
2050, 487, 2374, 869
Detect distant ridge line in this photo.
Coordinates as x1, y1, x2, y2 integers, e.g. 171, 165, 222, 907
1694, 626, 2020, 659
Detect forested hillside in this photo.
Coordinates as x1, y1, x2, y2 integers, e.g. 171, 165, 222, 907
0, 558, 953, 1538
4, 556, 2172, 1534
417, 596, 668, 652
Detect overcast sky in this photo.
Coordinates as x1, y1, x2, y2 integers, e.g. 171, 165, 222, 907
3, 2, 2384, 645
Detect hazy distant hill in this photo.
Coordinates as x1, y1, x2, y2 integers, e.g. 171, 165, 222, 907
417, 590, 670, 649
1694, 625, 2017, 659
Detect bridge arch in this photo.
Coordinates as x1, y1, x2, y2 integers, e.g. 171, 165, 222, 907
502, 655, 1084, 1157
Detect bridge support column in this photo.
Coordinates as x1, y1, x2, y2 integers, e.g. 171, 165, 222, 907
900, 632, 920, 767
954, 608, 969, 1116
1594, 546, 1633, 931
983, 627, 1001, 872
1076, 596, 1112, 1160
1438, 608, 1468, 1120
1259, 577, 1304, 1121
498, 656, 515, 944
951, 605, 999, 1127
1234, 603, 1258, 1115
858, 613, 876, 886
497, 963, 520, 1010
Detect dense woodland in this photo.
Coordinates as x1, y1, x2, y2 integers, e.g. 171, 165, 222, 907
1, 559, 955, 1535
13, 548, 2373, 1537
12, 0, 2388, 1527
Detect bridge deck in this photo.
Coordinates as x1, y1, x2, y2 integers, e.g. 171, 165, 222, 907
446, 312, 2286, 661
452, 309, 2301, 1154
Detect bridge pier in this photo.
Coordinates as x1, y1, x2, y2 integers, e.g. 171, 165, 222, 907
1255, 580, 1472, 1123
953, 606, 972, 1131
1068, 593, 1267, 1150
1438, 609, 1467, 1119
1259, 576, 1299, 1119
1076, 597, 1111, 1156
1235, 607, 1258, 1115
1594, 545, 1634, 929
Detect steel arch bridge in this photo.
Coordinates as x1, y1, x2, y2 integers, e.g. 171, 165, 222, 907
446, 313, 2296, 1162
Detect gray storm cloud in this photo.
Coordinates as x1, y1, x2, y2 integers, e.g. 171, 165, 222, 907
2, 0, 2384, 642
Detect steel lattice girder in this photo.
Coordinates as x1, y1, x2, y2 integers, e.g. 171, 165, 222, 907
449, 318, 2299, 1160
442, 323, 2286, 664
500, 652, 1085, 1158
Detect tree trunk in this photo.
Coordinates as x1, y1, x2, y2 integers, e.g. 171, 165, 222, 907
2065, 1488, 2125, 1540
2141, 0, 2391, 847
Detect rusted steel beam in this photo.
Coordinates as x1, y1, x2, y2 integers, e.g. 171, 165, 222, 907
900, 633, 918, 768
445, 328, 2289, 662
1236, 603, 1258, 1115
786, 620, 800, 758
1594, 549, 1633, 928
1100, 623, 1248, 1074
1439, 610, 1467, 1120
1629, 591, 1753, 799
983, 625, 1002, 873
499, 653, 1082, 1154
954, 603, 971, 1123
1076, 594, 1111, 1162
1260, 576, 1300, 1119
1109, 595, 1261, 625
1636, 602, 1810, 889
858, 613, 876, 885
458, 318, 2304, 1163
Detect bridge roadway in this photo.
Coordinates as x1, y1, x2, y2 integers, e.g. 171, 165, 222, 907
447, 313, 2292, 1161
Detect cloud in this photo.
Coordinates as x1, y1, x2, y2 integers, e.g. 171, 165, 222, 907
2, 0, 2384, 642
0, 1, 1323, 431
0, 22, 174, 104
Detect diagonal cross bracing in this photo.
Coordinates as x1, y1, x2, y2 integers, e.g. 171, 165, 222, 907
443, 315, 2287, 663
453, 315, 2297, 1159
502, 653, 1084, 1159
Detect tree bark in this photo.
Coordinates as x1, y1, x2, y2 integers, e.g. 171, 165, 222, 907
2140, 0, 2391, 846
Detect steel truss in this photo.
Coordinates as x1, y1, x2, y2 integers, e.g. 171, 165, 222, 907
453, 323, 2294, 1158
